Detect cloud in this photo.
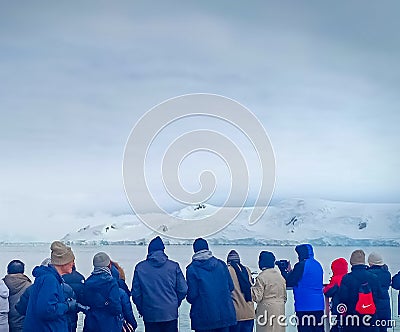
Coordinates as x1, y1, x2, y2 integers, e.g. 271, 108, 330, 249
0, 1, 399, 240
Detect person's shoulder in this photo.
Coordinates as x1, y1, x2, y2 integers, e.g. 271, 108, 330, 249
215, 257, 227, 267
166, 259, 185, 271
340, 272, 352, 283
134, 259, 149, 270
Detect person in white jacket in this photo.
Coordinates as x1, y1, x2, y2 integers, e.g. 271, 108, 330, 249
0, 279, 9, 332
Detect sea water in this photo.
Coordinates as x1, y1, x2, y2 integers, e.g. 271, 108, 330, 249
1, 244, 399, 331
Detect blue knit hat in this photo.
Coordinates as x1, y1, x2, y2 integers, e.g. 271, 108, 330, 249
193, 238, 209, 253
148, 236, 165, 254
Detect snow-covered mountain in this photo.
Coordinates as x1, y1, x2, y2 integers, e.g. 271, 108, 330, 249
62, 198, 400, 246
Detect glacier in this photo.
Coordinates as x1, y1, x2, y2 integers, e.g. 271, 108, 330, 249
61, 198, 400, 246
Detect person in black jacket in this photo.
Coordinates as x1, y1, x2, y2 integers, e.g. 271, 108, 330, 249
367, 252, 392, 332
338, 250, 382, 332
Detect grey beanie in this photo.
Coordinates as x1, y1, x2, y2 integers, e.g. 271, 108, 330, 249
368, 252, 384, 266
93, 252, 111, 267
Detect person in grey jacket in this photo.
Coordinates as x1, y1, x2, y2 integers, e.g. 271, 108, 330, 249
3, 260, 31, 332
0, 279, 9, 332
131, 236, 187, 332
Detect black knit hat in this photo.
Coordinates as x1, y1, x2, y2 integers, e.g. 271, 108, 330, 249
193, 238, 209, 253
259, 251, 276, 270
7, 260, 25, 274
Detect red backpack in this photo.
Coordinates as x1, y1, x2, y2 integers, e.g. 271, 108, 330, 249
355, 282, 376, 315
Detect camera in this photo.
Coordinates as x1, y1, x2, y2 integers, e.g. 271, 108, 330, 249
275, 259, 290, 271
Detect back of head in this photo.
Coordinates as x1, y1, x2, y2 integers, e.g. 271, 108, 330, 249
93, 252, 111, 268
331, 258, 348, 275
259, 251, 276, 270
350, 249, 365, 266
227, 250, 240, 264
295, 244, 314, 260
112, 261, 126, 280
50, 241, 75, 266
7, 260, 25, 274
193, 238, 209, 253
148, 236, 165, 254
368, 252, 384, 266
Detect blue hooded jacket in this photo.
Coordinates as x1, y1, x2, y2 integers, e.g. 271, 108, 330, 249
23, 265, 69, 332
111, 264, 137, 329
186, 255, 236, 330
285, 244, 324, 312
82, 270, 123, 332
131, 250, 187, 323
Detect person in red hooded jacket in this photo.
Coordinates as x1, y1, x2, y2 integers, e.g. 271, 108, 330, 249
324, 258, 348, 332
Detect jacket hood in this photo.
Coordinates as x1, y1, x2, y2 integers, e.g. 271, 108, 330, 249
146, 250, 168, 267
3, 273, 31, 296
192, 256, 219, 271
331, 258, 348, 276
295, 244, 314, 260
86, 271, 114, 289
32, 264, 62, 280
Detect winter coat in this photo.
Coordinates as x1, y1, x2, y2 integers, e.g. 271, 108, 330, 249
111, 264, 131, 298
82, 270, 123, 332
338, 265, 382, 318
63, 267, 85, 303
0, 279, 9, 331
120, 288, 137, 329
252, 267, 287, 332
15, 285, 30, 317
186, 253, 236, 331
23, 265, 69, 332
391, 272, 400, 315
323, 258, 348, 315
62, 282, 78, 332
131, 250, 187, 323
3, 273, 31, 332
228, 265, 255, 322
111, 265, 137, 329
284, 244, 324, 312
367, 265, 391, 321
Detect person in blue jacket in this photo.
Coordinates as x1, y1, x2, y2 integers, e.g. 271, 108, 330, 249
63, 264, 85, 332
63, 264, 85, 303
23, 241, 77, 332
279, 244, 324, 332
131, 236, 187, 332
186, 238, 237, 332
82, 252, 123, 332
391, 270, 400, 315
16, 257, 85, 332
111, 261, 137, 330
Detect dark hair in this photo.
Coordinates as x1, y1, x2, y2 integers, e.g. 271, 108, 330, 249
7, 260, 25, 274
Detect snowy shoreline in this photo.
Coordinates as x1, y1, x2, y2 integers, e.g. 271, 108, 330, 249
60, 198, 400, 246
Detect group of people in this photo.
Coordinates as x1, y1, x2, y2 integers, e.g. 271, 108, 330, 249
0, 239, 399, 332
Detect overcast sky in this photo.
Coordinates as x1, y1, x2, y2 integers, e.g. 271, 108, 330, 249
1, 1, 399, 241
